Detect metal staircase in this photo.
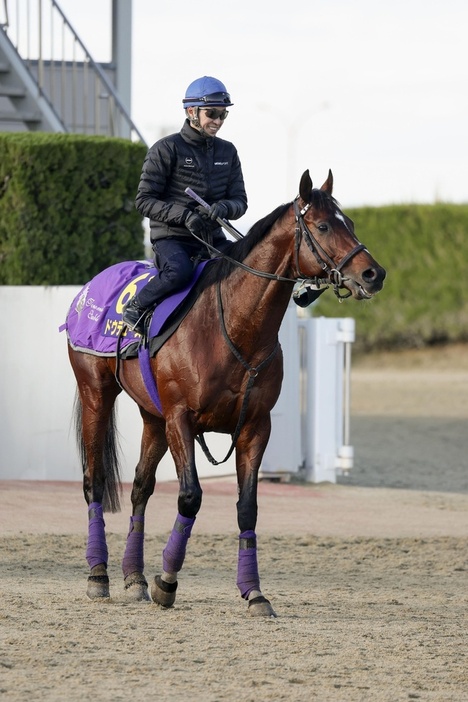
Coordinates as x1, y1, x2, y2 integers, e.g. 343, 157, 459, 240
0, 0, 146, 142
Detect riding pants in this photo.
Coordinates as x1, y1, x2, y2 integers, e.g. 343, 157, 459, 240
136, 239, 204, 308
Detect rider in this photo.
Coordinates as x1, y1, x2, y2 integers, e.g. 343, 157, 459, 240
122, 76, 248, 334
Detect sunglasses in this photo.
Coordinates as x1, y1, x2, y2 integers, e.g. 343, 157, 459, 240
201, 108, 229, 120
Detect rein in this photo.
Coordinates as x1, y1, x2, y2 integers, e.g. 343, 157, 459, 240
189, 197, 366, 299
122, 195, 367, 462
194, 196, 365, 464
195, 282, 279, 466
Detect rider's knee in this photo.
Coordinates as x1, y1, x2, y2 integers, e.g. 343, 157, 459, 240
163, 253, 194, 287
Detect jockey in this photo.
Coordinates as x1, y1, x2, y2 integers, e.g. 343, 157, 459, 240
123, 76, 248, 334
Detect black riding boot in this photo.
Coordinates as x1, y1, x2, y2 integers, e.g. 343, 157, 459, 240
122, 296, 151, 335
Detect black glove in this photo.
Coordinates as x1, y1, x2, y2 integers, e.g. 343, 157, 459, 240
186, 212, 211, 237
207, 202, 229, 221
194, 205, 211, 220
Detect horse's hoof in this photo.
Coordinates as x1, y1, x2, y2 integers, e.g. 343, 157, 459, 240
87, 574, 110, 599
151, 575, 178, 608
248, 595, 277, 618
124, 573, 150, 602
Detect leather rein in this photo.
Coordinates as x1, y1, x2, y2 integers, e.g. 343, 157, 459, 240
194, 197, 366, 465
191, 196, 366, 299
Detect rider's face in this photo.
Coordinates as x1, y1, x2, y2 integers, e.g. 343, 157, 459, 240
188, 107, 227, 136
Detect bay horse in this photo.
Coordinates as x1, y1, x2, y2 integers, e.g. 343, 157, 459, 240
67, 170, 386, 617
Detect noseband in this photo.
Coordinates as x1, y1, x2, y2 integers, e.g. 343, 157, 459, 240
293, 199, 366, 299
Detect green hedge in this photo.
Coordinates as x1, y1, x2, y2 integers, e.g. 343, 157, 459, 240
0, 133, 147, 284
1, 134, 467, 352
313, 203, 468, 352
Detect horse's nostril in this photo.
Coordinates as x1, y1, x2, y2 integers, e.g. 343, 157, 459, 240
363, 268, 377, 282
363, 266, 386, 284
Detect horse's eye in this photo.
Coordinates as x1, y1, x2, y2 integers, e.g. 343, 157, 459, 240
317, 223, 329, 233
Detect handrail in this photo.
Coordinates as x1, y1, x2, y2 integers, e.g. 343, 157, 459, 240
2, 0, 147, 144
1, 0, 9, 26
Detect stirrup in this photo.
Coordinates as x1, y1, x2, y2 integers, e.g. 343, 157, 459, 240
128, 312, 150, 336
130, 313, 148, 335
122, 300, 151, 336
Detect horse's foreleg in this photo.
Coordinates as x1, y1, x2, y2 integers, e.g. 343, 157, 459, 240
122, 413, 168, 601
151, 511, 196, 607
151, 418, 201, 608
236, 420, 277, 618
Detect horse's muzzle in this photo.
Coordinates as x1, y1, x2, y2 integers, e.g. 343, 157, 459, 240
344, 264, 386, 300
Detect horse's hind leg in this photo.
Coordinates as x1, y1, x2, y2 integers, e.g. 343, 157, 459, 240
69, 350, 122, 599
122, 410, 168, 602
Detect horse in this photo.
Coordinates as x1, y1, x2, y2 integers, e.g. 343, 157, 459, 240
66, 170, 386, 617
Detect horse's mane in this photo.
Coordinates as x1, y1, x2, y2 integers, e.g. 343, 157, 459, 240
229, 201, 292, 262
200, 201, 292, 288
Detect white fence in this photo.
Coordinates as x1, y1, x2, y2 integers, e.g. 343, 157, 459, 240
262, 311, 355, 483
0, 287, 354, 484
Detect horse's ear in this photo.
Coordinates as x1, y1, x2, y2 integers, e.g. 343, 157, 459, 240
320, 169, 333, 195
299, 170, 313, 202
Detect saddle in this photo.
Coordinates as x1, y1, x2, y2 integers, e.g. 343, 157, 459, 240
61, 259, 212, 359
60, 259, 213, 415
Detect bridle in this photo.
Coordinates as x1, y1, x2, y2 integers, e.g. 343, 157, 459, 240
190, 196, 367, 299
293, 199, 366, 299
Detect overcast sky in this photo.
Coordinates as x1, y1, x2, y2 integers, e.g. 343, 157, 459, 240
58, 0, 467, 228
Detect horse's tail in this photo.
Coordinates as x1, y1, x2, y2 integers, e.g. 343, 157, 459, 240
73, 391, 122, 513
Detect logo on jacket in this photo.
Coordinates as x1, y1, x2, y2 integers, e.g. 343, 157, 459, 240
214, 161, 228, 166
184, 157, 194, 167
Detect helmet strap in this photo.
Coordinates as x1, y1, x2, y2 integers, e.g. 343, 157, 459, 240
187, 107, 201, 129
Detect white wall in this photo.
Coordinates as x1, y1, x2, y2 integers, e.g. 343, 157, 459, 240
0, 287, 352, 485
0, 286, 237, 483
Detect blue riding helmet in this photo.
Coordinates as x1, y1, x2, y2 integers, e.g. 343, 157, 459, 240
183, 76, 233, 108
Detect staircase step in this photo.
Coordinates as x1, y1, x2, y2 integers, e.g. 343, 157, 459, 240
0, 110, 42, 123
0, 85, 26, 97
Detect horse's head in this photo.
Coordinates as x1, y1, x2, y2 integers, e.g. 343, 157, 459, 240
296, 170, 386, 300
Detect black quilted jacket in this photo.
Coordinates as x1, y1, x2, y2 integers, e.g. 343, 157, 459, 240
135, 119, 248, 242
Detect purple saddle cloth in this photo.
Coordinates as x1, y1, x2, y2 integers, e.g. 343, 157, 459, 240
60, 259, 210, 357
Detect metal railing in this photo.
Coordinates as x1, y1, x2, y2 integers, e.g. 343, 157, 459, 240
1, 0, 146, 142
1, 0, 9, 26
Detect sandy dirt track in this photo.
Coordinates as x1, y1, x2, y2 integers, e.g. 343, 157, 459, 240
1, 345, 467, 701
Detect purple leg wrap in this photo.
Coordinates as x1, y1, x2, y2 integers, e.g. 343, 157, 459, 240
162, 513, 196, 574
86, 502, 108, 569
236, 530, 260, 600
122, 515, 145, 578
